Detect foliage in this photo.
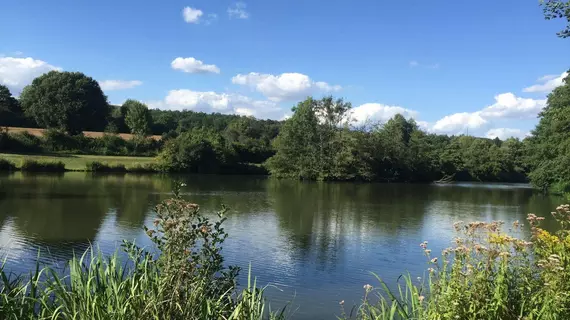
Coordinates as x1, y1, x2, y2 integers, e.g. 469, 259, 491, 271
0, 85, 22, 127
0, 158, 16, 171
526, 72, 570, 191
541, 0, 570, 38
19, 71, 109, 134
124, 99, 153, 136
20, 159, 65, 172
159, 128, 234, 173
0, 184, 283, 320
85, 161, 127, 173
343, 205, 570, 320
267, 97, 529, 183
267, 97, 357, 180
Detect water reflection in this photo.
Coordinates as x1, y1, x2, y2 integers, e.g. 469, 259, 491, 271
0, 173, 564, 319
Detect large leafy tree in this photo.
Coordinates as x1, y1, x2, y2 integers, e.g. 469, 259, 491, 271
266, 96, 356, 180
19, 71, 109, 134
124, 99, 152, 136
0, 85, 22, 127
541, 0, 570, 38
527, 73, 570, 191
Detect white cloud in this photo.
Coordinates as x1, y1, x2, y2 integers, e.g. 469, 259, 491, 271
485, 128, 527, 140
228, 2, 249, 19
0, 56, 60, 94
183, 7, 203, 24
432, 112, 488, 134
523, 71, 568, 93
99, 80, 142, 91
171, 57, 220, 74
148, 89, 281, 119
232, 72, 341, 101
350, 103, 419, 125
409, 60, 439, 69
431, 92, 546, 135
479, 93, 546, 119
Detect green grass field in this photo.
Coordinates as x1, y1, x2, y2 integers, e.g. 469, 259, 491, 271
0, 153, 156, 171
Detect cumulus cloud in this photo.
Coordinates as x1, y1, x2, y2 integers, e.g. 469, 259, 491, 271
147, 89, 281, 119
523, 71, 569, 93
171, 57, 220, 74
350, 103, 419, 125
432, 112, 488, 134
0, 56, 60, 94
183, 7, 203, 24
99, 80, 142, 91
431, 92, 546, 134
479, 93, 546, 119
228, 2, 249, 19
485, 128, 527, 140
232, 72, 341, 101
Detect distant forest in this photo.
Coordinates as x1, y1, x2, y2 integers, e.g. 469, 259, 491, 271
1, 69, 569, 192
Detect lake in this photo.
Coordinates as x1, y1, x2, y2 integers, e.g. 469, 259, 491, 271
0, 172, 563, 319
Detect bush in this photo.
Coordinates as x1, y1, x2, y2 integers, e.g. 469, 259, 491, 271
347, 205, 570, 320
85, 161, 127, 173
3, 132, 43, 153
0, 158, 16, 171
20, 159, 65, 172
0, 183, 283, 319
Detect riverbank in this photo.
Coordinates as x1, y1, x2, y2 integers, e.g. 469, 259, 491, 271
0, 152, 157, 172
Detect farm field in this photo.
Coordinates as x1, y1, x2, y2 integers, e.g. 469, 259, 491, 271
4, 127, 162, 141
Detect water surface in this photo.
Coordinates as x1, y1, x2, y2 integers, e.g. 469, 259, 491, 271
0, 173, 563, 319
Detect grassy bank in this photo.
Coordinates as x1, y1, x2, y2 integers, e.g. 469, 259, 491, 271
0, 153, 156, 171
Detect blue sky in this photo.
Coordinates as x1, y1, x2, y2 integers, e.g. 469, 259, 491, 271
1, 0, 568, 139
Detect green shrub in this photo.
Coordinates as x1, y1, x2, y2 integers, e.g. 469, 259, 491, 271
3, 132, 43, 153
345, 205, 570, 320
0, 158, 16, 171
85, 161, 127, 173
20, 159, 65, 172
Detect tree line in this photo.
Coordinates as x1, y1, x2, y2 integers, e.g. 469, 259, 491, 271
0, 66, 569, 192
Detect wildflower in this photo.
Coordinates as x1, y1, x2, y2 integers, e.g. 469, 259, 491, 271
499, 252, 510, 258
363, 284, 373, 292
418, 295, 425, 303
424, 249, 431, 254
428, 268, 435, 273
339, 300, 345, 305
420, 243, 427, 249
180, 183, 187, 187
431, 257, 438, 263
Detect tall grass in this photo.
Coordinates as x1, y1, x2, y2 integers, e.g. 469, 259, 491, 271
0, 183, 284, 320
344, 205, 570, 320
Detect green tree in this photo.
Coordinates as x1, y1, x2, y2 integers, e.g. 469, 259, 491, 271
0, 85, 21, 127
527, 72, 570, 191
159, 129, 231, 173
267, 96, 354, 180
19, 71, 109, 134
541, 0, 570, 38
124, 99, 152, 136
